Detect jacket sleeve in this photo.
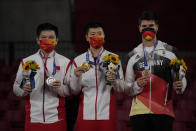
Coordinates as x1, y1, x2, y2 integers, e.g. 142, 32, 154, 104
69, 60, 82, 95
112, 60, 125, 92
124, 57, 144, 96
13, 62, 26, 97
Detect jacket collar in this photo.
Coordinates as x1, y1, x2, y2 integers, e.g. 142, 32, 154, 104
37, 49, 55, 59
136, 40, 165, 52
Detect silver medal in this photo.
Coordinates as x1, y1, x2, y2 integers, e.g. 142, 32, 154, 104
46, 76, 56, 86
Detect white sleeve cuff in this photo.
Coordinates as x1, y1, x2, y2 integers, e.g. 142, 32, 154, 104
132, 81, 144, 95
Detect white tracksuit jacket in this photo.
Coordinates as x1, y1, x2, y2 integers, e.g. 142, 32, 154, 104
70, 48, 124, 120
13, 50, 71, 123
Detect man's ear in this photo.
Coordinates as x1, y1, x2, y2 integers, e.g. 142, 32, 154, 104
55, 38, 59, 46
138, 25, 142, 33
85, 35, 89, 42
155, 24, 159, 32
103, 32, 105, 38
36, 37, 40, 45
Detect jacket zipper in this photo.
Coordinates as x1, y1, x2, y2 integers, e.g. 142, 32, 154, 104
95, 64, 98, 120
164, 84, 169, 105
42, 58, 48, 122
149, 66, 152, 112
149, 77, 152, 112
43, 77, 46, 122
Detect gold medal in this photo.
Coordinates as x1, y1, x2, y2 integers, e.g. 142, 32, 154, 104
81, 62, 90, 72
142, 69, 151, 78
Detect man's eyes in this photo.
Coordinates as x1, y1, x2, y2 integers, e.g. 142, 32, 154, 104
48, 36, 55, 39
40, 36, 55, 39
149, 24, 154, 27
97, 32, 102, 35
90, 33, 96, 35
142, 24, 154, 28
90, 32, 102, 36
40, 36, 47, 39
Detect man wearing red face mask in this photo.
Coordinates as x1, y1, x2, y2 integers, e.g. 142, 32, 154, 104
125, 11, 187, 131
13, 23, 71, 131
70, 22, 124, 131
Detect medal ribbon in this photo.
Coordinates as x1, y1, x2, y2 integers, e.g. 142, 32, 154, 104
143, 41, 158, 69
86, 49, 104, 65
39, 50, 56, 77
142, 41, 158, 111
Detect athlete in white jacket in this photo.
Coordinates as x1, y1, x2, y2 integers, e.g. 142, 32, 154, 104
70, 22, 124, 131
13, 23, 71, 131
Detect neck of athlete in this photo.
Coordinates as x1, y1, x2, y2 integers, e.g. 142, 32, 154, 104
89, 46, 103, 58
41, 49, 51, 58
142, 36, 157, 47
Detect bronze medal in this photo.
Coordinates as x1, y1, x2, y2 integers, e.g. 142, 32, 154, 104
142, 69, 151, 78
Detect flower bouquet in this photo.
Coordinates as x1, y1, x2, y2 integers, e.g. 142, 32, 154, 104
21, 60, 40, 89
170, 58, 187, 81
100, 54, 120, 85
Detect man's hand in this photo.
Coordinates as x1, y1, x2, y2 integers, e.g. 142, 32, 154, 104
51, 80, 61, 88
173, 81, 183, 92
106, 72, 117, 83
74, 67, 85, 77
23, 82, 32, 95
136, 76, 148, 88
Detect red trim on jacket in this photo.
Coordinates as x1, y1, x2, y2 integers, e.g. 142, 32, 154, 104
21, 59, 24, 66
109, 88, 117, 120
77, 92, 84, 120
57, 96, 66, 120
25, 96, 31, 122
66, 61, 71, 75
73, 60, 78, 68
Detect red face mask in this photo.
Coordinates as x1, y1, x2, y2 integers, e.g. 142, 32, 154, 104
89, 36, 105, 49
141, 28, 156, 41
39, 39, 56, 53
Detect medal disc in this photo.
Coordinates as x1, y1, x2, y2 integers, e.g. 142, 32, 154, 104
142, 69, 151, 78
46, 76, 56, 86
81, 62, 90, 72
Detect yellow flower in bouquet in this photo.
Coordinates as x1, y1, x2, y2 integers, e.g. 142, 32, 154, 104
102, 54, 119, 65
170, 58, 187, 81
180, 59, 188, 71
101, 54, 120, 85
169, 58, 178, 66
170, 58, 188, 71
109, 54, 119, 64
21, 60, 40, 89
22, 60, 40, 72
23, 63, 31, 72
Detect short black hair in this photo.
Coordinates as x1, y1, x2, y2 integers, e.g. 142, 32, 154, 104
36, 23, 58, 37
138, 11, 158, 25
84, 22, 105, 35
